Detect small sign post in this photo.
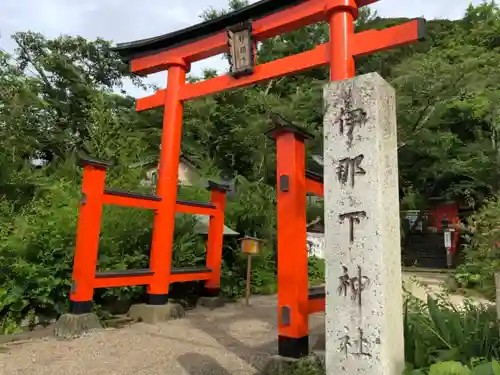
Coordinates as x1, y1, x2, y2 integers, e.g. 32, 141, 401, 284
442, 216, 454, 268
227, 22, 255, 78
240, 236, 262, 305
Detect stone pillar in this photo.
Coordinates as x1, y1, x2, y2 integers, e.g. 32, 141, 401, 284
323, 72, 404, 375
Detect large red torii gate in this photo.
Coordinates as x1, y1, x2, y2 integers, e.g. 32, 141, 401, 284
108, 0, 423, 359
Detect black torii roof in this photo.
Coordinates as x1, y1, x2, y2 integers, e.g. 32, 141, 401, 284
112, 0, 307, 61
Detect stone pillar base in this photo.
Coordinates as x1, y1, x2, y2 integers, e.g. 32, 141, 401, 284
53, 313, 102, 339
198, 296, 225, 309
127, 303, 184, 324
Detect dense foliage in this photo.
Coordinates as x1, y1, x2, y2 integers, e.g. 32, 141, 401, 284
2, 4, 500, 371
455, 196, 500, 298
403, 293, 500, 372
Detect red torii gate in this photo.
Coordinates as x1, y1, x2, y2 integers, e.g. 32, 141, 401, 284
108, 0, 423, 359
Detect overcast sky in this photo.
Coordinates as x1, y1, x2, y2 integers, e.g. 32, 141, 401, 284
0, 0, 485, 97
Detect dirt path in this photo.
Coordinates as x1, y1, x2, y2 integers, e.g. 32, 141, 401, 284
402, 271, 491, 306
0, 272, 489, 375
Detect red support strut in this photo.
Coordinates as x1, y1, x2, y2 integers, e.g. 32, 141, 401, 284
204, 182, 230, 297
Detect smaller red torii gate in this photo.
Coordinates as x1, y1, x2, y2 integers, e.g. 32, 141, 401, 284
69, 155, 230, 313
65, 0, 424, 360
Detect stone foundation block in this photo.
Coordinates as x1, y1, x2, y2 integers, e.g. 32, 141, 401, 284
198, 296, 225, 309
127, 303, 184, 324
53, 313, 102, 339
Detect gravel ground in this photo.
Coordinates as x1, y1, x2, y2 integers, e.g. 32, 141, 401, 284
0, 295, 324, 375
0, 272, 488, 375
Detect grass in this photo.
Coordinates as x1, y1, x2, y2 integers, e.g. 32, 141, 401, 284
269, 357, 325, 375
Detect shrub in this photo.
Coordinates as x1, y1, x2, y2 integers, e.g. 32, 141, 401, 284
404, 293, 500, 371
0, 177, 79, 330
455, 195, 500, 299
405, 360, 500, 375
276, 358, 325, 375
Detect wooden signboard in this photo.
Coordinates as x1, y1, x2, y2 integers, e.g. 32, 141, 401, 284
227, 22, 254, 78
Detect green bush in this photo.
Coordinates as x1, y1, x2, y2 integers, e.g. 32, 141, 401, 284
404, 293, 500, 371
308, 257, 325, 286
405, 360, 500, 375
0, 178, 80, 326
455, 196, 500, 299
269, 357, 325, 375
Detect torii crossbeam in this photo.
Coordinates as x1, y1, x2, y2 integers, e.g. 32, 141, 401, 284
113, 0, 424, 359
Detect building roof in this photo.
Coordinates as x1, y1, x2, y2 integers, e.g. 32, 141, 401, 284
112, 0, 307, 61
129, 153, 197, 169
175, 213, 239, 236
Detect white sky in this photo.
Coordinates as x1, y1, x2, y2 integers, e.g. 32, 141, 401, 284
0, 0, 485, 97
